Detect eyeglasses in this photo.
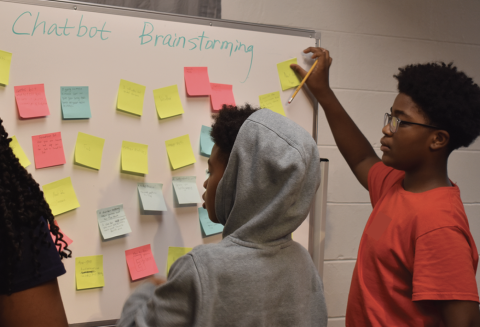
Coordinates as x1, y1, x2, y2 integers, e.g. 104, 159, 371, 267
384, 112, 441, 134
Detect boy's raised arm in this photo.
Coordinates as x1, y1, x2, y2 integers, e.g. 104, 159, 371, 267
291, 47, 380, 190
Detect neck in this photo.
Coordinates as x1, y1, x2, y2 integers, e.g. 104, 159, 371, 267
403, 158, 452, 193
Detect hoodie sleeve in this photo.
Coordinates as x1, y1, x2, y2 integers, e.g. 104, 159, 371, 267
117, 254, 202, 327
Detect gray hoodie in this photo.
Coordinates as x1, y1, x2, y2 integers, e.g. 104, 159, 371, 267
118, 109, 328, 327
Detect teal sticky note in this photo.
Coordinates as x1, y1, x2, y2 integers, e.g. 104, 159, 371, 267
198, 207, 223, 236
96, 204, 132, 239
138, 183, 167, 212
61, 86, 92, 119
200, 125, 214, 157
172, 176, 202, 204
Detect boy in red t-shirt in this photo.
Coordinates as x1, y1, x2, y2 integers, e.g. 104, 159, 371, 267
292, 49, 480, 326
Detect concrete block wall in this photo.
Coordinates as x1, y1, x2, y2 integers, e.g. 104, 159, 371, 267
223, 1, 480, 325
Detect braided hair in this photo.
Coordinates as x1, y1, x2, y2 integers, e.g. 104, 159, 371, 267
0, 118, 71, 294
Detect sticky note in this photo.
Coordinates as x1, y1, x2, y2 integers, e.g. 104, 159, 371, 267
9, 135, 31, 167
198, 207, 223, 237
50, 220, 73, 252
184, 67, 211, 96
75, 132, 105, 170
138, 183, 167, 212
117, 79, 146, 116
43, 177, 80, 216
165, 135, 196, 170
200, 125, 214, 157
153, 85, 184, 119
75, 255, 104, 290
259, 91, 286, 116
122, 141, 148, 174
96, 204, 132, 239
125, 244, 159, 281
61, 86, 92, 119
166, 246, 192, 276
210, 83, 236, 111
14, 84, 50, 118
31, 132, 66, 169
0, 50, 12, 85
277, 58, 301, 91
172, 176, 202, 204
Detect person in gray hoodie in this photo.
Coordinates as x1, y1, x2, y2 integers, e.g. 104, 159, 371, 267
117, 105, 327, 327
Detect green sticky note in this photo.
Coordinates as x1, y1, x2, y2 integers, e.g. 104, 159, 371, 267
198, 207, 223, 237
96, 204, 132, 239
200, 125, 214, 157
61, 86, 92, 119
10, 135, 31, 168
153, 85, 184, 119
0, 50, 12, 86
122, 141, 148, 174
117, 79, 146, 116
277, 58, 301, 91
259, 91, 286, 116
75, 255, 105, 290
166, 246, 192, 276
165, 135, 196, 170
138, 183, 167, 212
75, 132, 105, 170
172, 176, 202, 204
43, 177, 80, 216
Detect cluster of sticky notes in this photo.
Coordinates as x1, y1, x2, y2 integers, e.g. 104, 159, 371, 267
184, 67, 211, 96
9, 135, 31, 167
0, 49, 12, 86
277, 58, 301, 91
43, 177, 80, 216
259, 91, 286, 116
50, 220, 73, 252
165, 134, 196, 170
75, 132, 105, 170
153, 85, 184, 119
125, 244, 159, 281
117, 79, 146, 116
32, 132, 66, 169
210, 83, 236, 111
96, 204, 132, 239
75, 255, 105, 290
122, 140, 148, 174
198, 207, 223, 237
200, 125, 214, 157
166, 246, 192, 276
137, 183, 167, 212
61, 86, 92, 119
14, 84, 50, 118
172, 176, 202, 204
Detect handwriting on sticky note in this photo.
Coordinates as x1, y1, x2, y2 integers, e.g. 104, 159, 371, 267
210, 83, 236, 111
31, 132, 66, 169
165, 134, 196, 170
125, 244, 159, 281
50, 221, 73, 252
277, 58, 301, 91
200, 125, 214, 157
75, 132, 105, 170
153, 85, 184, 119
117, 79, 146, 116
184, 67, 211, 96
259, 91, 286, 116
172, 176, 202, 204
14, 84, 50, 118
166, 246, 192, 276
43, 177, 80, 216
122, 141, 148, 174
198, 207, 224, 237
0, 49, 12, 85
138, 183, 167, 212
10, 135, 31, 168
75, 255, 105, 290
61, 86, 91, 119
97, 204, 131, 239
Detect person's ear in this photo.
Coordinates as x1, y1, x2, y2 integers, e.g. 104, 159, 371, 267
430, 130, 450, 151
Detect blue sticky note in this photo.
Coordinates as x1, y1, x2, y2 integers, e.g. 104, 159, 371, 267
200, 125, 214, 157
61, 86, 92, 119
198, 207, 223, 237
137, 183, 167, 212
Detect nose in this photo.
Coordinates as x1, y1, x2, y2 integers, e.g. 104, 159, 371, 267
382, 123, 393, 136
203, 178, 208, 189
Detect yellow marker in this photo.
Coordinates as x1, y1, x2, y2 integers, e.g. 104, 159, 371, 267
75, 132, 105, 170
288, 60, 318, 104
75, 255, 105, 290
259, 91, 286, 116
166, 246, 193, 276
165, 135, 196, 170
0, 50, 12, 86
10, 135, 31, 168
276, 58, 301, 91
43, 177, 80, 216
153, 85, 184, 119
122, 141, 148, 174
117, 79, 146, 116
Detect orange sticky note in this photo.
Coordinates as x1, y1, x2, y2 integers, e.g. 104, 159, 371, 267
210, 83, 235, 111
184, 67, 211, 96
50, 221, 73, 252
14, 84, 50, 118
125, 244, 159, 281
31, 132, 66, 169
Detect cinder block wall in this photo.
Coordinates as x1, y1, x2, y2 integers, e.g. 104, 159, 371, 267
223, 1, 480, 325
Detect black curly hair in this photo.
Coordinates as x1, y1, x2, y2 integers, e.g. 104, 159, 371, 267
210, 104, 259, 154
394, 62, 480, 151
0, 118, 71, 294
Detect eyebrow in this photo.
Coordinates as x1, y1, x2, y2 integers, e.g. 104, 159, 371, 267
207, 159, 211, 165
391, 107, 412, 120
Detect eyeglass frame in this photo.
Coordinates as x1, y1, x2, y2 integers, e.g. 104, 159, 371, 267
384, 111, 442, 134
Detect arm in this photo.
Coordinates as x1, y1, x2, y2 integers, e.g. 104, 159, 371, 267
438, 300, 480, 327
291, 47, 380, 189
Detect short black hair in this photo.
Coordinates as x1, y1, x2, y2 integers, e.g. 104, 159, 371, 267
210, 104, 259, 153
394, 62, 480, 150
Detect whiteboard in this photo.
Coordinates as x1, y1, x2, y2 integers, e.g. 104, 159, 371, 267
0, 0, 318, 323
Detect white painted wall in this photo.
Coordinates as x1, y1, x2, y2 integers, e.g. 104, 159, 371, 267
223, 1, 480, 325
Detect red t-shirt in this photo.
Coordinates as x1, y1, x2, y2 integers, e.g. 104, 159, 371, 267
346, 162, 479, 327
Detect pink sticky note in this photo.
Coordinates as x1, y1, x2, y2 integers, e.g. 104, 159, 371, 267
210, 83, 236, 111
125, 244, 159, 281
50, 221, 73, 252
184, 67, 211, 96
14, 84, 50, 118
31, 132, 66, 169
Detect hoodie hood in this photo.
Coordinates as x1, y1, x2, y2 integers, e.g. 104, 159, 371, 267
215, 109, 320, 244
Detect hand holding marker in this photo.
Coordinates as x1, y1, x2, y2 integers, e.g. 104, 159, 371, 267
288, 59, 318, 104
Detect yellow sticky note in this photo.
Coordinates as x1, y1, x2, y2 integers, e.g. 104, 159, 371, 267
277, 58, 301, 91
43, 177, 80, 216
122, 141, 148, 174
117, 79, 146, 116
10, 135, 31, 168
75, 255, 105, 290
259, 91, 286, 116
153, 85, 184, 119
165, 135, 196, 170
75, 132, 105, 170
166, 246, 192, 276
0, 50, 12, 86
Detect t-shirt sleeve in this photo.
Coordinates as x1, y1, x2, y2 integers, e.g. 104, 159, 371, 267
368, 161, 404, 207
412, 226, 479, 302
